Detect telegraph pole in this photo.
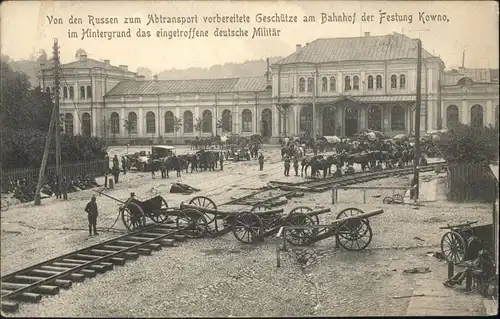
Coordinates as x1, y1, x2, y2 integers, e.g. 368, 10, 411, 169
413, 38, 422, 201
53, 39, 63, 199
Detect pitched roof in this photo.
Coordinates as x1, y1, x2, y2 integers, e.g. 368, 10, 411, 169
105, 76, 270, 96
442, 68, 498, 85
275, 33, 436, 65
61, 58, 132, 73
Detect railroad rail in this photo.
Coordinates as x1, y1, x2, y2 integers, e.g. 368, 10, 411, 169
1, 163, 440, 313
1, 224, 188, 313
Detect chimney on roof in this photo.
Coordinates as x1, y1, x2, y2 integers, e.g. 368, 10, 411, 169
305, 42, 309, 46
153, 75, 158, 82
119, 65, 128, 72
364, 32, 370, 37
79, 54, 88, 62
104, 59, 110, 65
296, 44, 302, 52
136, 75, 145, 81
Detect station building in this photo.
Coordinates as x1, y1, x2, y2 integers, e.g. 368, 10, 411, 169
38, 34, 499, 144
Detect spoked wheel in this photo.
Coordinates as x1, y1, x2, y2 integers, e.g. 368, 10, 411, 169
176, 208, 209, 238
149, 198, 172, 224
336, 218, 373, 251
188, 196, 217, 224
232, 212, 263, 244
337, 207, 368, 225
288, 206, 319, 224
284, 213, 316, 246
393, 194, 404, 204
382, 196, 393, 204
120, 202, 147, 232
440, 231, 467, 265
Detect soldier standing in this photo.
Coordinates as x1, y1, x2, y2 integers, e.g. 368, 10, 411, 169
112, 163, 120, 183
219, 152, 224, 171
61, 177, 68, 200
85, 195, 99, 236
112, 155, 119, 168
284, 156, 291, 176
293, 156, 299, 176
121, 156, 127, 174
258, 152, 264, 171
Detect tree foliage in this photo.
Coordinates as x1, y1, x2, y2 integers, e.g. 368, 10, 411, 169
194, 117, 204, 135
435, 124, 499, 163
173, 116, 182, 132
1, 60, 107, 169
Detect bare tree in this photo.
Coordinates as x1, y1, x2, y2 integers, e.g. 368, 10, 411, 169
173, 116, 182, 144
194, 117, 204, 137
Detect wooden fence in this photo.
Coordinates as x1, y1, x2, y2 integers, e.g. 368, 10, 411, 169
446, 162, 498, 202
1, 160, 109, 186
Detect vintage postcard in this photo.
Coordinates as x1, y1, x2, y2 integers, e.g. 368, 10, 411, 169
1, 0, 498, 317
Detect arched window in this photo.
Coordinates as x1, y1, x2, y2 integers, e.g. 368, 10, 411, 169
242, 109, 253, 132
110, 112, 120, 134
127, 112, 138, 134
367, 105, 382, 131
221, 109, 232, 132
69, 86, 74, 99
376, 75, 383, 89
64, 113, 74, 134
300, 106, 313, 133
183, 110, 193, 133
86, 86, 92, 99
344, 76, 351, 91
202, 110, 212, 133
80, 86, 85, 99
470, 104, 483, 127
63, 86, 68, 99
330, 76, 336, 92
353, 76, 359, 90
367, 75, 374, 89
307, 77, 313, 92
446, 105, 460, 128
457, 77, 474, 86
299, 77, 306, 92
391, 106, 405, 130
391, 75, 397, 89
164, 111, 174, 133
261, 108, 272, 137
82, 112, 91, 136
400, 75, 406, 89
146, 111, 156, 134
322, 77, 328, 92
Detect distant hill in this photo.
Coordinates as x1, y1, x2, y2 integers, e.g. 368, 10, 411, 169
140, 57, 284, 80
3, 55, 284, 87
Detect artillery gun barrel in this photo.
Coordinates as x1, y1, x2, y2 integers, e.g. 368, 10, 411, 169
92, 189, 127, 205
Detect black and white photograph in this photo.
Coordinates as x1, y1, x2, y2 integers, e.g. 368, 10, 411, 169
0, 0, 498, 316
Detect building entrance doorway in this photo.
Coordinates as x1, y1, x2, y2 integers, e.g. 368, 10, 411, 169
322, 106, 336, 136
345, 106, 359, 137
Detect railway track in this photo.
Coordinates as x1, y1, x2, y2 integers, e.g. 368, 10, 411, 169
1, 163, 442, 313
226, 164, 440, 206
1, 224, 187, 313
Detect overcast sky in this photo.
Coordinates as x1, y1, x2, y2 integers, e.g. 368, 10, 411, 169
1, 1, 498, 73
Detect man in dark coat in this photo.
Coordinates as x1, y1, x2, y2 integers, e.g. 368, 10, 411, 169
219, 152, 224, 171
258, 152, 264, 171
284, 156, 291, 176
85, 195, 99, 236
293, 156, 299, 176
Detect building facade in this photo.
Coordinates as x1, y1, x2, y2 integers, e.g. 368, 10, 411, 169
270, 32, 445, 139
38, 35, 499, 145
103, 76, 273, 144
441, 68, 499, 130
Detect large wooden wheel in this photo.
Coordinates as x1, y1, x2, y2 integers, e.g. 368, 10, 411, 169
232, 212, 263, 244
288, 206, 318, 224
120, 202, 146, 232
284, 213, 316, 246
440, 231, 467, 265
188, 196, 217, 224
336, 218, 373, 251
149, 197, 172, 224
176, 208, 209, 238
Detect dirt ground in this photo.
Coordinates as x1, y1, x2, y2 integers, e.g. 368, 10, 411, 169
1, 146, 492, 317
